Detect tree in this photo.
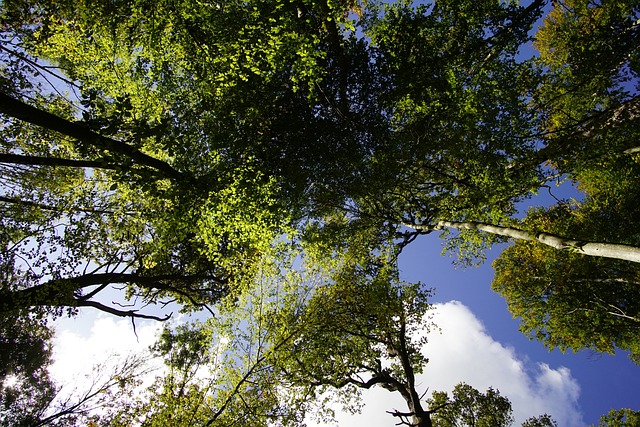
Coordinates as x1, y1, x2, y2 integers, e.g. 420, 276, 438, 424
533, 0, 640, 164
1, 0, 638, 423
591, 409, 640, 427
306, 0, 637, 270
522, 414, 558, 427
93, 234, 438, 426
426, 383, 514, 427
426, 387, 559, 427
0, 313, 56, 426
492, 126, 640, 362
100, 249, 343, 427
1, 314, 152, 427
276, 253, 437, 426
492, 209, 640, 363
404, 219, 640, 263
349, 0, 548, 231
5, 0, 633, 328
354, 0, 640, 265
100, 242, 562, 427
1, 0, 363, 319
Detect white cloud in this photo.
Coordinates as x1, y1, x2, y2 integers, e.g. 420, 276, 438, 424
308, 301, 584, 427
49, 303, 584, 426
50, 314, 162, 393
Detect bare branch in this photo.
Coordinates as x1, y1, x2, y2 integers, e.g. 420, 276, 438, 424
75, 299, 171, 321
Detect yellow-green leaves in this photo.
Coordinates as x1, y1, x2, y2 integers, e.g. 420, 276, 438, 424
196, 161, 287, 268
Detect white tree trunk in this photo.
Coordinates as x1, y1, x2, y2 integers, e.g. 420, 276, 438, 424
405, 220, 640, 264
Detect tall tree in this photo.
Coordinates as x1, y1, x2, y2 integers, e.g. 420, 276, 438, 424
490, 0, 640, 362
1, 314, 151, 427
492, 160, 640, 363
0, 0, 373, 319
0, 313, 56, 427
533, 0, 640, 170
99, 243, 561, 427
522, 414, 559, 427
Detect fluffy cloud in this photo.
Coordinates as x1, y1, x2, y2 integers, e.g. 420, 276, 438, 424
422, 301, 583, 426
50, 313, 162, 392
309, 301, 584, 427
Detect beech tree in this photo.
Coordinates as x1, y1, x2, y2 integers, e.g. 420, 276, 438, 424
100, 245, 560, 427
533, 0, 640, 166
1, 0, 639, 423
592, 409, 640, 427
0, 0, 566, 324
598, 408, 640, 427
492, 158, 640, 363
0, 314, 56, 426
0, 0, 370, 319
2, 0, 638, 321
1, 315, 151, 427
347, 0, 640, 264
522, 414, 558, 427
490, 0, 640, 362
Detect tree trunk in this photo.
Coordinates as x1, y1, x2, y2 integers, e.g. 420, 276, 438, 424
0, 92, 185, 180
405, 220, 640, 264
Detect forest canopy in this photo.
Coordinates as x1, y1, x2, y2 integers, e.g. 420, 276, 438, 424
1, 0, 639, 425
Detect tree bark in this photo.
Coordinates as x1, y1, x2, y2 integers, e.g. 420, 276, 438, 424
404, 220, 640, 264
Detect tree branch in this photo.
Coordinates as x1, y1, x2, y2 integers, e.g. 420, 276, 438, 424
0, 272, 226, 315
74, 299, 172, 321
204, 329, 300, 426
0, 92, 187, 180
402, 220, 640, 264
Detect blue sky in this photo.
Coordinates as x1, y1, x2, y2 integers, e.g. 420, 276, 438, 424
399, 234, 640, 425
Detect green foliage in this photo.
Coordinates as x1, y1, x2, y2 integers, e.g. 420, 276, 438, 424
491, 0, 640, 361
105, 251, 320, 426
533, 0, 640, 172
0, 314, 56, 427
522, 414, 559, 427
427, 382, 514, 427
342, 0, 548, 264
2, 0, 640, 423
493, 153, 640, 362
485, 0, 640, 368
591, 409, 640, 427
104, 244, 435, 426
0, 0, 558, 322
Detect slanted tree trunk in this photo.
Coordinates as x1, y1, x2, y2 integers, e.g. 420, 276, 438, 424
404, 220, 640, 264
0, 92, 186, 180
